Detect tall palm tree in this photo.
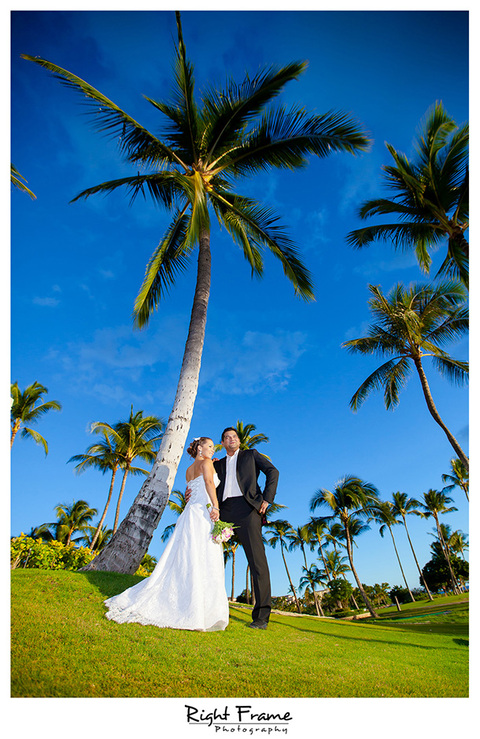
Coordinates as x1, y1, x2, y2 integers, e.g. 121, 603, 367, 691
390, 491, 434, 601
343, 281, 469, 469
10, 381, 62, 455
417, 489, 460, 594
369, 500, 415, 602
223, 537, 241, 601
24, 12, 369, 574
286, 525, 311, 570
346, 102, 469, 286
429, 523, 468, 564
310, 476, 380, 617
305, 516, 332, 579
68, 426, 123, 549
105, 408, 163, 533
442, 457, 469, 502
298, 564, 325, 617
265, 519, 301, 613
45, 500, 98, 546
448, 529, 469, 560
323, 523, 359, 608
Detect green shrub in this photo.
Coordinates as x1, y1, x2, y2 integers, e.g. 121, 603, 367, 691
11, 535, 96, 570
11, 534, 151, 576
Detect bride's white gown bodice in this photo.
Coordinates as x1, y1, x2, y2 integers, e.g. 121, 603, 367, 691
104, 472, 228, 631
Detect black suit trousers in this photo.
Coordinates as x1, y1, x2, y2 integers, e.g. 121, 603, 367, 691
220, 496, 271, 623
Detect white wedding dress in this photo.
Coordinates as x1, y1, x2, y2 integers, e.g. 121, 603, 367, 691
104, 472, 229, 631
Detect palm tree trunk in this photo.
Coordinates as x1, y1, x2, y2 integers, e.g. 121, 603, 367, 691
112, 468, 129, 534
91, 466, 118, 549
312, 587, 325, 617
82, 232, 212, 573
414, 357, 469, 470
434, 514, 461, 594
402, 515, 434, 601
344, 525, 377, 617
280, 542, 301, 613
10, 419, 21, 448
388, 527, 415, 601
231, 547, 236, 601
318, 542, 331, 580
246, 564, 250, 604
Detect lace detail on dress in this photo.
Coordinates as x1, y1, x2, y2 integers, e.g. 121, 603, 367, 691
104, 471, 228, 632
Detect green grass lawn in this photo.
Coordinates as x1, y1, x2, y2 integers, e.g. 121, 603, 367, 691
11, 569, 468, 698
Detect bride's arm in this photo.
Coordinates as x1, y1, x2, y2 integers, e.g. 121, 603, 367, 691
202, 460, 220, 522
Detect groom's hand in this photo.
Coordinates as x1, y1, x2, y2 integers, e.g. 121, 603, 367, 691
259, 501, 269, 515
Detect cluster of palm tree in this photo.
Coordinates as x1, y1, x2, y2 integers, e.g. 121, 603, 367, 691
25, 405, 163, 551
11, 382, 165, 552
343, 102, 468, 470
30, 499, 99, 546
68, 407, 163, 548
259, 464, 469, 616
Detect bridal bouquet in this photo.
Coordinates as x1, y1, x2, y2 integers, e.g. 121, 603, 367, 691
207, 505, 236, 544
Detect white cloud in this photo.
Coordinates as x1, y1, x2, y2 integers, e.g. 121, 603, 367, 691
33, 296, 60, 307
202, 329, 308, 395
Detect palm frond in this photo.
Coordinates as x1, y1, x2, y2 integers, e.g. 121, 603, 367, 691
217, 107, 370, 176
349, 357, 408, 411
202, 62, 307, 160
20, 427, 49, 454
430, 355, 468, 386
70, 172, 182, 208
133, 210, 192, 327
21, 55, 184, 169
209, 190, 314, 300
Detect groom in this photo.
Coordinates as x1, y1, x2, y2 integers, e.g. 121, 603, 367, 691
214, 427, 279, 630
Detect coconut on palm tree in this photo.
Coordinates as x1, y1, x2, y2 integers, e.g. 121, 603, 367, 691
343, 281, 468, 469
23, 12, 369, 574
347, 102, 469, 286
11, 381, 61, 455
442, 458, 469, 502
369, 500, 415, 602
310, 476, 380, 617
390, 491, 434, 601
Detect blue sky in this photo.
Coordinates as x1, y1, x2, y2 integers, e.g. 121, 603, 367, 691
10, 7, 469, 604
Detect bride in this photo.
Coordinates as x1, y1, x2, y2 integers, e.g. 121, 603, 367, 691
104, 437, 229, 631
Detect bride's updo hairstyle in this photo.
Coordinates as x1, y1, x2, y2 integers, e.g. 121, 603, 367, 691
187, 437, 212, 458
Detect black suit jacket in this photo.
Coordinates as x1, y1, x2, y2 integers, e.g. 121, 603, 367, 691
214, 449, 279, 512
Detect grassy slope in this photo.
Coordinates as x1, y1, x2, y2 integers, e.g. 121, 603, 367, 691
11, 570, 468, 698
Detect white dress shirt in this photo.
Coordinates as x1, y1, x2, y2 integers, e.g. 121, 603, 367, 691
223, 449, 243, 499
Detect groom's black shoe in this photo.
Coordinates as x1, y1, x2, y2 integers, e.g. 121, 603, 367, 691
247, 620, 268, 630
